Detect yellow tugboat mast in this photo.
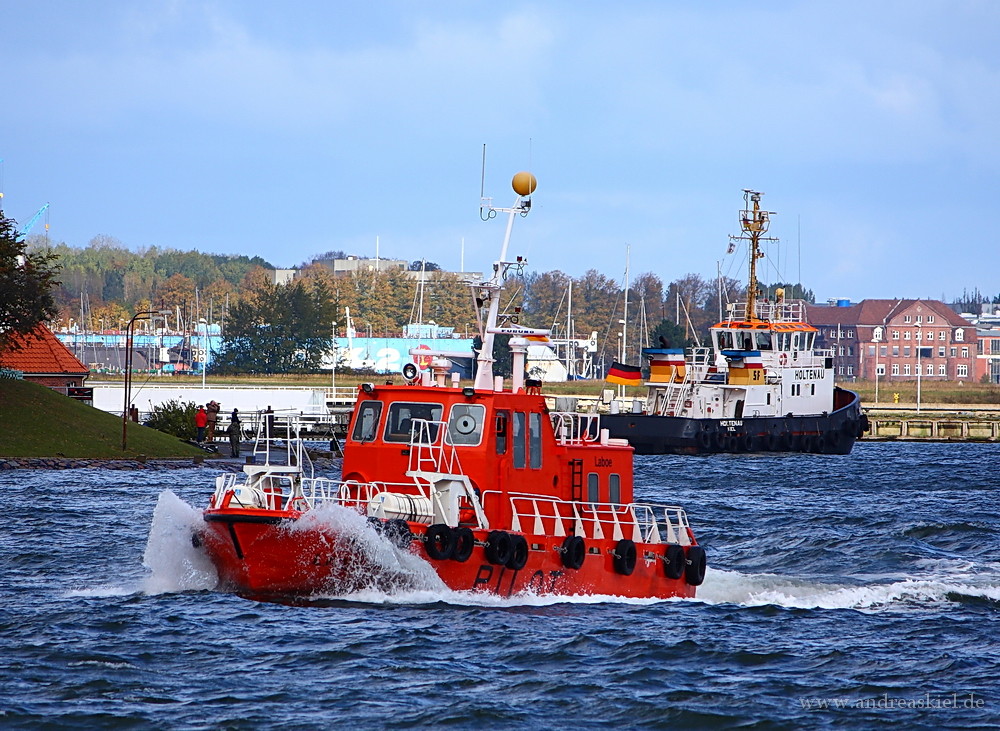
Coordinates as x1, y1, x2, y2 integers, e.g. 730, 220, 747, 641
729, 189, 777, 321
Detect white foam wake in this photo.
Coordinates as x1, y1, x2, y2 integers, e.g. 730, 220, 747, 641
141, 489, 219, 594
694, 568, 1000, 610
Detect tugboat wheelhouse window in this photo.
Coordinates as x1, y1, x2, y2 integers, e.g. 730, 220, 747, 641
609, 474, 621, 504
495, 410, 509, 455
528, 413, 543, 468
384, 402, 443, 442
513, 412, 526, 468
447, 403, 486, 446
351, 401, 383, 442
587, 473, 599, 503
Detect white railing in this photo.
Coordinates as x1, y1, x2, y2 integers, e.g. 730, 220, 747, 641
407, 418, 462, 476
504, 492, 691, 545
549, 412, 601, 446
727, 300, 805, 322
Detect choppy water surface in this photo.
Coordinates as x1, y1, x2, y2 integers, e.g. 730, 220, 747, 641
2, 442, 998, 729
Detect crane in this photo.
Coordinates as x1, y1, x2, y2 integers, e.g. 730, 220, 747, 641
19, 203, 50, 237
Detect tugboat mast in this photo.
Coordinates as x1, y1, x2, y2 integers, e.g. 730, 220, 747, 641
729, 189, 777, 321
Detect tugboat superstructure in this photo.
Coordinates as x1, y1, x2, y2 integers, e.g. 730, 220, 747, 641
197, 172, 705, 600
602, 190, 867, 455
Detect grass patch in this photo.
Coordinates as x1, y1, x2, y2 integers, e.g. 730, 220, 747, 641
0, 379, 209, 459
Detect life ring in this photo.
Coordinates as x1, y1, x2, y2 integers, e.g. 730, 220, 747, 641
506, 534, 529, 570
561, 535, 586, 570
685, 545, 707, 586
779, 353, 788, 366
664, 544, 685, 579
485, 530, 513, 565
613, 539, 638, 576
424, 523, 454, 560
452, 526, 475, 562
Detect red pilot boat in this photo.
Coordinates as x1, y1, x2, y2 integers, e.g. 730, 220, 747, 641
197, 172, 706, 601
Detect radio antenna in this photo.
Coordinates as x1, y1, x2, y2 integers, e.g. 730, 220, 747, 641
480, 144, 496, 221
480, 144, 487, 199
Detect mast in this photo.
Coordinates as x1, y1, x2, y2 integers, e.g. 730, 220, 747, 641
473, 172, 537, 391
566, 279, 573, 379
729, 189, 777, 321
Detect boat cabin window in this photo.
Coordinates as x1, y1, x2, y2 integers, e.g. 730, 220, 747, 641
384, 401, 443, 443
513, 412, 526, 468
587, 473, 599, 503
351, 401, 383, 442
495, 410, 509, 455
609, 474, 621, 504
715, 331, 734, 351
447, 403, 486, 446
791, 332, 801, 351
529, 412, 543, 469
755, 331, 772, 350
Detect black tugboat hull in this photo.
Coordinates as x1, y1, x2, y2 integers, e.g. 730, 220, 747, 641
601, 387, 867, 455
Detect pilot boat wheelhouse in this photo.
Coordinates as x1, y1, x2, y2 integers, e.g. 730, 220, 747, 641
197, 172, 706, 601
602, 190, 866, 455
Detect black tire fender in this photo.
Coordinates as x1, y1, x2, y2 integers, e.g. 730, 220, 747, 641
561, 535, 586, 570
613, 538, 637, 576
424, 523, 454, 560
685, 545, 707, 586
664, 544, 685, 579
451, 526, 475, 562
384, 518, 413, 548
485, 530, 513, 565
505, 534, 529, 570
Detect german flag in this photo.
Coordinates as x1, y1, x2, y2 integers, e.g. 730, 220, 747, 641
606, 361, 642, 386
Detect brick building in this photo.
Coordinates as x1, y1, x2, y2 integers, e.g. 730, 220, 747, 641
0, 324, 90, 395
805, 299, 977, 382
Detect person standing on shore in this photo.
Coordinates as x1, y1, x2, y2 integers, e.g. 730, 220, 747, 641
195, 405, 208, 444
227, 409, 242, 457
206, 400, 220, 442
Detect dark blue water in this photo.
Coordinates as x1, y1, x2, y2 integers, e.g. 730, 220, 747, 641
2, 442, 998, 729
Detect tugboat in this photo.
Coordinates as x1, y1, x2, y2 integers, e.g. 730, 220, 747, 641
196, 172, 706, 601
602, 190, 867, 455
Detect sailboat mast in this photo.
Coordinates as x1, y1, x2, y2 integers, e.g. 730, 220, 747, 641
566, 279, 573, 379
619, 244, 630, 398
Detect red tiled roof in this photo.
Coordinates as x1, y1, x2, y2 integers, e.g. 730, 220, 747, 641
0, 324, 89, 376
806, 299, 975, 329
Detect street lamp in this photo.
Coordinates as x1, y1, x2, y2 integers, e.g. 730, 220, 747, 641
122, 309, 171, 451
915, 322, 922, 413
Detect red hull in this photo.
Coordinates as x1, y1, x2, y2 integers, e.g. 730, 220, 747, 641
200, 509, 699, 601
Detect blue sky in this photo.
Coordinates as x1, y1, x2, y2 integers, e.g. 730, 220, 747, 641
2, 1, 998, 303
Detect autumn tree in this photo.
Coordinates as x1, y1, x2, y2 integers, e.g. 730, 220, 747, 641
0, 212, 60, 352
155, 273, 197, 314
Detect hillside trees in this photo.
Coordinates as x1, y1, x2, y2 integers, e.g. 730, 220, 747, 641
213, 279, 337, 374
0, 212, 60, 352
